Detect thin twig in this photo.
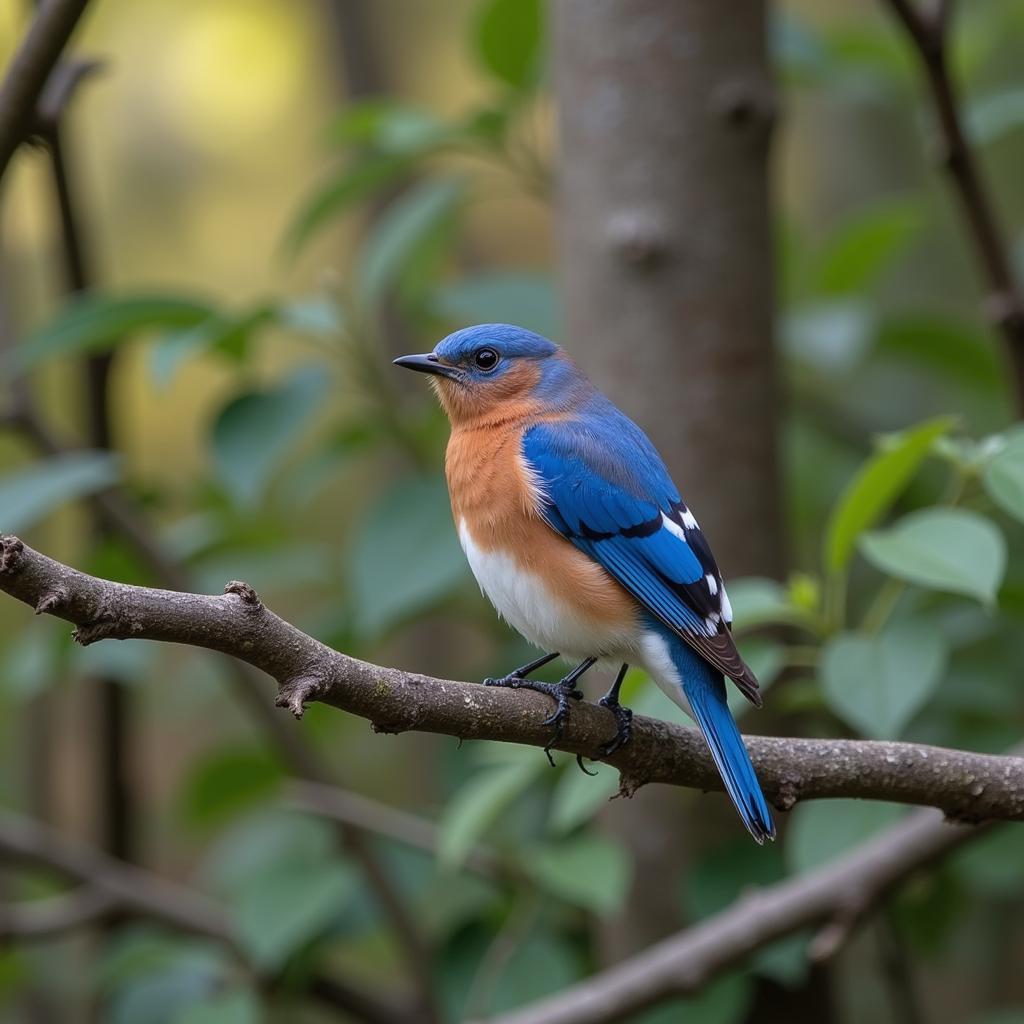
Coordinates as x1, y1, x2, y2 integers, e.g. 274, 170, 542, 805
885, 0, 1024, 406
0, 0, 92, 181
287, 780, 508, 879
0, 810, 234, 945
1, 534, 1022, 821
0, 810, 417, 1024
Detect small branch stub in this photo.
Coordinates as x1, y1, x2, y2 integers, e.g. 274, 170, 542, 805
0, 536, 24, 573
276, 676, 322, 719
224, 580, 262, 610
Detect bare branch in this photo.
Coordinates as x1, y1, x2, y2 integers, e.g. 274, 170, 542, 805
485, 807, 990, 1024
885, 0, 1024, 406
0, 809, 233, 945
0, 0, 92, 181
287, 780, 508, 880
1, 534, 1022, 820
1, 419, 440, 1020
0, 809, 419, 1023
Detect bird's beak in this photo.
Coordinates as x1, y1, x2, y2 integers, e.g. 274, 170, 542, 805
392, 353, 460, 380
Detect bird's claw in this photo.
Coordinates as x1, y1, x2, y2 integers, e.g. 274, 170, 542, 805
483, 673, 524, 687
540, 683, 583, 765
596, 697, 633, 758
483, 660, 594, 767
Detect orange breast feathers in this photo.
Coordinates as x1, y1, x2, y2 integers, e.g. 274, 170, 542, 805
445, 413, 640, 635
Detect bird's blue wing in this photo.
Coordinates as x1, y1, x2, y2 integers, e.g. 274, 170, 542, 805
523, 409, 760, 703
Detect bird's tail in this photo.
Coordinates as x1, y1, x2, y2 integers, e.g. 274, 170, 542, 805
670, 638, 775, 844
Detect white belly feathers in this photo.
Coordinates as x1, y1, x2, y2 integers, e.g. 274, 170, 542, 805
458, 519, 638, 659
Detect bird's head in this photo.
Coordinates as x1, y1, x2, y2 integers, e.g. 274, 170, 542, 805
394, 324, 574, 423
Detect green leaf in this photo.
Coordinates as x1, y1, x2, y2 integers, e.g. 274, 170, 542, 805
524, 835, 630, 915
787, 800, 906, 874
751, 932, 812, 987
473, 0, 544, 89
952, 826, 1024, 896
860, 508, 1006, 605
433, 272, 558, 339
814, 197, 923, 296
0, 620, 65, 700
967, 89, 1024, 145
97, 930, 228, 990
284, 154, 411, 256
173, 990, 260, 1024
180, 746, 284, 829
200, 810, 338, 897
0, 451, 120, 532
820, 621, 947, 739
230, 860, 354, 969
875, 313, 1003, 394
149, 304, 278, 387
211, 366, 328, 506
728, 637, 785, 718
200, 811, 354, 971
548, 762, 619, 834
782, 300, 873, 372
438, 762, 538, 870
444, 927, 582, 1017
98, 932, 228, 1024
276, 297, 341, 335
330, 100, 451, 155
12, 294, 215, 370
684, 839, 785, 921
983, 427, 1024, 523
348, 475, 469, 636
724, 577, 802, 630
357, 177, 465, 304
825, 416, 955, 571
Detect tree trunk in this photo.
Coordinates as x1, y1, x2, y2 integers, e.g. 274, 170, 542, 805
554, 0, 783, 956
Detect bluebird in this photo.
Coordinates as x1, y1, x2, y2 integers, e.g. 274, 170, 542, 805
394, 324, 774, 842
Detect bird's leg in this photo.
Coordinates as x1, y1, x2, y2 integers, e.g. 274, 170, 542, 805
597, 663, 633, 758
485, 655, 597, 766
482, 651, 560, 687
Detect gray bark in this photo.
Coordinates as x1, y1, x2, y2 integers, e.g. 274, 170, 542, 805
3, 534, 1022, 823
554, 0, 783, 957
555, 0, 782, 579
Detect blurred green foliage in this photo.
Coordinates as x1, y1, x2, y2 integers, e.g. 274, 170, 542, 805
2, 0, 1024, 1021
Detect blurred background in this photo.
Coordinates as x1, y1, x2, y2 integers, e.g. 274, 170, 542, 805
1, 0, 1024, 1021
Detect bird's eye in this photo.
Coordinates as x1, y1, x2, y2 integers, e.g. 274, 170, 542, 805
473, 348, 499, 371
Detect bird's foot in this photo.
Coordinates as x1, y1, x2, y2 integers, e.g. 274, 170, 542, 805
596, 694, 633, 759
483, 673, 584, 767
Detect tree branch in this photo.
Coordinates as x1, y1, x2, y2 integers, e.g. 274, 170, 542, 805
484, 807, 991, 1024
1, 414, 440, 1019
0, 810, 416, 1024
1, 534, 1022, 820
0, 810, 233, 945
286, 780, 508, 880
884, 0, 1024, 406
0, 0, 92, 182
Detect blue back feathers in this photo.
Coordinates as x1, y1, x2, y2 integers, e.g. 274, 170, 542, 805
523, 410, 761, 702
433, 323, 771, 840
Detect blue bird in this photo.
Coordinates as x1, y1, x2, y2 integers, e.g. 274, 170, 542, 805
395, 324, 775, 842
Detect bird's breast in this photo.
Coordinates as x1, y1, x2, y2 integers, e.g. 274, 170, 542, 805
447, 419, 640, 657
